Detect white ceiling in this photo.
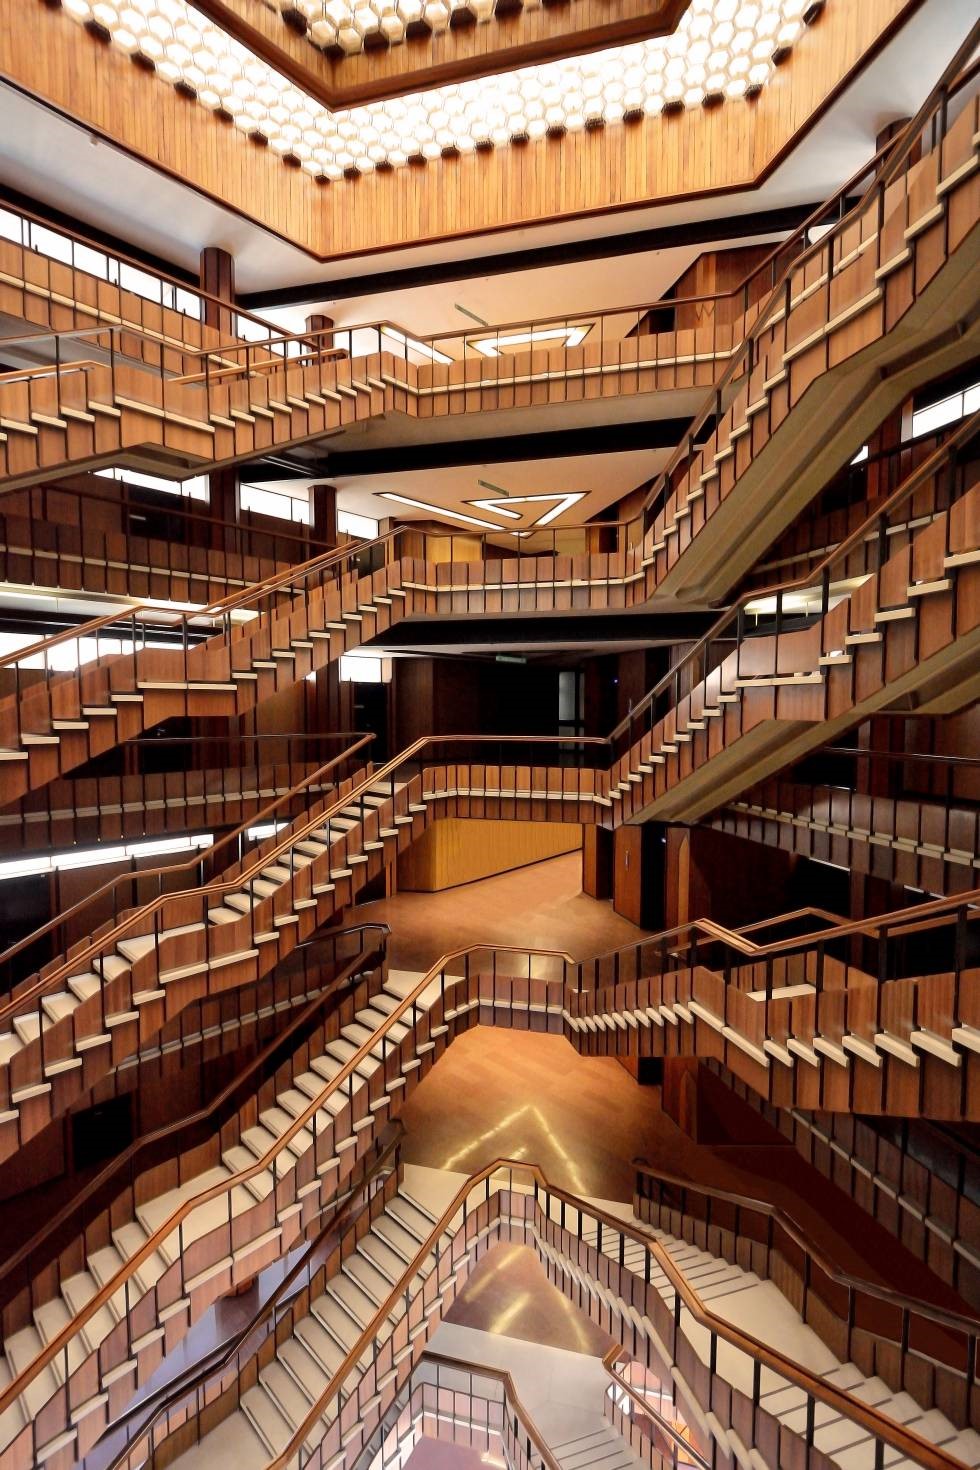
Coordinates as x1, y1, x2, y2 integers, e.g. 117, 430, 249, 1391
0, 0, 971, 295
253, 445, 667, 525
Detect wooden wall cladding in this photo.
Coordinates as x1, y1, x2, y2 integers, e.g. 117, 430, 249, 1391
396, 815, 581, 890
0, 0, 916, 261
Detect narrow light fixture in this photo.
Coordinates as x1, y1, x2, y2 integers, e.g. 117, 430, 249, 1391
378, 492, 502, 530
466, 491, 587, 527
468, 325, 592, 358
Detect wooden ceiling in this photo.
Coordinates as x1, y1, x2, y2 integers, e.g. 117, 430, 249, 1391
191, 0, 689, 107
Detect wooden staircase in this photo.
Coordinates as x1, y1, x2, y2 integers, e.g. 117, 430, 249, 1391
1, 914, 978, 1469
1, 465, 978, 1156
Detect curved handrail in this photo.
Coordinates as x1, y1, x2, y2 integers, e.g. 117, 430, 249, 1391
2, 905, 979, 1423
0, 921, 390, 1301
411, 1351, 564, 1470
608, 409, 980, 745
601, 1346, 709, 1470
0, 730, 376, 978
260, 1158, 971, 1470
630, 1158, 980, 1336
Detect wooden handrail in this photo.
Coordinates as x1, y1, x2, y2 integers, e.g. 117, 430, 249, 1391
96, 1121, 406, 1470
601, 1347, 709, 1470
262, 1158, 972, 1470
405, 1351, 564, 1470
2, 904, 978, 1423
0, 732, 375, 978
631, 1158, 980, 1336
609, 410, 980, 743
0, 922, 389, 1298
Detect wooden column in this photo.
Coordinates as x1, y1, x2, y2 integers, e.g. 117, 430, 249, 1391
307, 312, 340, 357
310, 482, 338, 546
199, 246, 236, 337
582, 826, 613, 900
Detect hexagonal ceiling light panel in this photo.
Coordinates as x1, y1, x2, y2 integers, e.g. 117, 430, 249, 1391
60, 0, 822, 174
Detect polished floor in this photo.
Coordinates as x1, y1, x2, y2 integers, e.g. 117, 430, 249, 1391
357, 852, 649, 969
399, 1026, 970, 1311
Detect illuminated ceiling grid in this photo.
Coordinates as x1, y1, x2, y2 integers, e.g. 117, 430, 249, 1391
60, 0, 818, 178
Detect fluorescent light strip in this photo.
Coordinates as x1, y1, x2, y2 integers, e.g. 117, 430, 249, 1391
466, 490, 587, 527
469, 325, 592, 358
378, 493, 502, 531
0, 832, 214, 883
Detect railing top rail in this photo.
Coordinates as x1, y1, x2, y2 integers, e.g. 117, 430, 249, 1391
816, 745, 980, 768
630, 1157, 980, 1335
0, 195, 290, 340
609, 411, 980, 743
417, 1350, 564, 1470
265, 1157, 971, 1470
601, 1347, 710, 1470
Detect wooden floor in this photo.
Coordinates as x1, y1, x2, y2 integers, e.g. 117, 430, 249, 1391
400, 1027, 970, 1313
356, 852, 648, 969
360, 851, 970, 1315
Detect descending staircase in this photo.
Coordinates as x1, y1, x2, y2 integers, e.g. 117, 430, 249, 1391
145, 1164, 980, 1470
3, 917, 979, 1470
580, 1204, 980, 1470
235, 1185, 442, 1464
0, 967, 424, 1459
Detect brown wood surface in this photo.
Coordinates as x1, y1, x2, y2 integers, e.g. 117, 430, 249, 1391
0, 0, 916, 260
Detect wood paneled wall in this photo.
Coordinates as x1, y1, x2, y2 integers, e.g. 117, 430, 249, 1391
0, 0, 916, 260
396, 815, 581, 890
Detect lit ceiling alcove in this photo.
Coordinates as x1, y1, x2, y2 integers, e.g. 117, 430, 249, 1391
57, 0, 819, 179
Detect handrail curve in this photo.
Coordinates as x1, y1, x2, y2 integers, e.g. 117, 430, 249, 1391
259, 1158, 973, 1470
3, 911, 979, 1426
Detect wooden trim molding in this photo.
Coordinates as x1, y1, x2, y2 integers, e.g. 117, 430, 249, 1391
0, 0, 923, 264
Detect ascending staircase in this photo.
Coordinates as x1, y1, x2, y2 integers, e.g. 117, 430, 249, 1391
0, 967, 428, 1458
